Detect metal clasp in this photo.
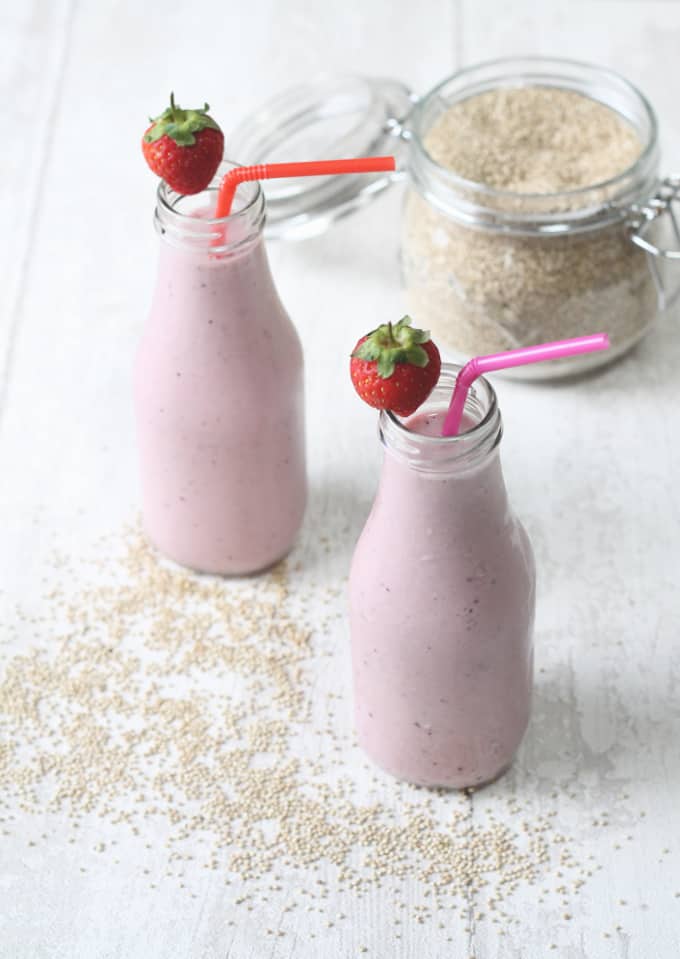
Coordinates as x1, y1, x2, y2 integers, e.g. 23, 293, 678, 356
627, 176, 680, 310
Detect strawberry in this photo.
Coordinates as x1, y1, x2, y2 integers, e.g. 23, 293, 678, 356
142, 93, 224, 195
350, 315, 441, 416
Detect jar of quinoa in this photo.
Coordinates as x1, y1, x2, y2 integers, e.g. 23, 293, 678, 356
401, 58, 675, 377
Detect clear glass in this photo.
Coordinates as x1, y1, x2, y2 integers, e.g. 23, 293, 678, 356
226, 76, 411, 240
348, 366, 536, 788
401, 57, 662, 378
134, 162, 306, 574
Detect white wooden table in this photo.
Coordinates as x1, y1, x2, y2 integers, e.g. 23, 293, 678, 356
2, 2, 680, 956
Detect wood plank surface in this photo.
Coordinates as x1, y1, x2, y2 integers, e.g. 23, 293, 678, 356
2, 1, 680, 957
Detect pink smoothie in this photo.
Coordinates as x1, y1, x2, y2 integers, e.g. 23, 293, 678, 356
348, 398, 535, 789
134, 209, 306, 574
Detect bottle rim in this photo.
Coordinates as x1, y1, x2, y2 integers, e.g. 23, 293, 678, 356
379, 364, 503, 473
154, 159, 266, 254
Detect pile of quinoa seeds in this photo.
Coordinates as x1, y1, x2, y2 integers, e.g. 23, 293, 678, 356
1, 524, 610, 945
425, 86, 641, 195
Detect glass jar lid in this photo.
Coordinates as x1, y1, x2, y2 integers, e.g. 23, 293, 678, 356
226, 75, 412, 239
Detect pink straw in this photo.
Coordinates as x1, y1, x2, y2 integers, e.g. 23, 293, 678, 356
441, 333, 611, 437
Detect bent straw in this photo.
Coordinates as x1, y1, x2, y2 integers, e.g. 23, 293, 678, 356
215, 156, 396, 219
441, 333, 611, 437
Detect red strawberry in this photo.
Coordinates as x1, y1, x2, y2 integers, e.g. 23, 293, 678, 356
142, 93, 224, 195
350, 315, 441, 416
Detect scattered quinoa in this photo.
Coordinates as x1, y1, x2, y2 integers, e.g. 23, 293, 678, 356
0, 523, 615, 940
402, 85, 656, 372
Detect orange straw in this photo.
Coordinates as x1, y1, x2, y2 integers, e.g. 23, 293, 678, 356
215, 156, 396, 218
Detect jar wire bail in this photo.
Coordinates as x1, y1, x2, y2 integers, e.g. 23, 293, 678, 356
627, 176, 680, 309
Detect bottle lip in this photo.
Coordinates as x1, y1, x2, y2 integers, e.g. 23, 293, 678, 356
408, 56, 660, 235
154, 159, 266, 253
379, 364, 503, 473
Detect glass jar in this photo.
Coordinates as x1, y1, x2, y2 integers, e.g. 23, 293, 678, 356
402, 58, 664, 377
134, 162, 306, 575
348, 365, 536, 788
227, 59, 680, 379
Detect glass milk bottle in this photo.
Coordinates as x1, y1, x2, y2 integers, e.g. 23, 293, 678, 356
348, 366, 535, 788
134, 163, 306, 574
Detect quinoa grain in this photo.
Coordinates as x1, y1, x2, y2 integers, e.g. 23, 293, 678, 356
1, 525, 604, 932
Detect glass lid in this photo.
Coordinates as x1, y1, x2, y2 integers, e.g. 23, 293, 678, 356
226, 75, 412, 239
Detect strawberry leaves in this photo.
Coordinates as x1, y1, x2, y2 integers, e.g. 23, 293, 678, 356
352, 316, 432, 379
144, 93, 221, 148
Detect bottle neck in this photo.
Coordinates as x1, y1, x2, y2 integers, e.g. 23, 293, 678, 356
154, 159, 266, 256
379, 364, 502, 476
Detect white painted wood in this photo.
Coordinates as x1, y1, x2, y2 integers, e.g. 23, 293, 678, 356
3, 1, 680, 957
0, 0, 75, 408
